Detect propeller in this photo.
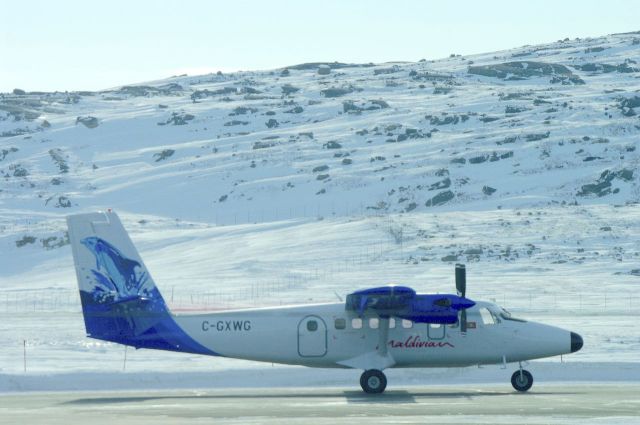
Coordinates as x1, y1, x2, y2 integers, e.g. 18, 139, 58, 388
455, 264, 468, 333
455, 264, 466, 298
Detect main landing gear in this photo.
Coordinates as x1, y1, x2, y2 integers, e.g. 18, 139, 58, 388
360, 369, 387, 394
511, 363, 533, 392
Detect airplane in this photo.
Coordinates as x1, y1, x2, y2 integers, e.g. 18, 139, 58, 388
67, 210, 583, 394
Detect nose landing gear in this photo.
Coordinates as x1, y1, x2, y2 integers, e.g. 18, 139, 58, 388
360, 369, 387, 394
511, 362, 533, 392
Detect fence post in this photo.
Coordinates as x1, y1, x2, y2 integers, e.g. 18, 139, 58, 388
123, 346, 128, 371
23, 340, 27, 373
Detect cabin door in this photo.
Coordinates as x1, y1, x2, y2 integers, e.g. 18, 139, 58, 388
298, 315, 327, 357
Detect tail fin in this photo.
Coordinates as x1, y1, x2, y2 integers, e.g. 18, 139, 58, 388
67, 211, 215, 355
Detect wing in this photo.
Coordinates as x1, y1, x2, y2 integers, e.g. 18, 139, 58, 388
339, 286, 474, 370
339, 267, 477, 370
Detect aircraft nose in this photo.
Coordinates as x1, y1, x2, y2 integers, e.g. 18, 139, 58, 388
570, 332, 583, 353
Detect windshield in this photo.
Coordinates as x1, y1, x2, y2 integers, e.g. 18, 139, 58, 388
497, 307, 527, 323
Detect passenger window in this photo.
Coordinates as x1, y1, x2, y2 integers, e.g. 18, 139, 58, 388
352, 318, 363, 329
402, 319, 413, 329
479, 308, 495, 325
369, 318, 379, 329
389, 318, 396, 329
307, 320, 318, 331
334, 318, 346, 330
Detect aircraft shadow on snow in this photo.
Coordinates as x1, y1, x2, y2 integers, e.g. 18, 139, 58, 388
62, 389, 573, 406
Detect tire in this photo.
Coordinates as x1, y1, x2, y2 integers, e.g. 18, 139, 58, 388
360, 369, 387, 394
511, 369, 533, 392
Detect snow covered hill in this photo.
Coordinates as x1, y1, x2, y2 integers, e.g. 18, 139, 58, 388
2, 32, 639, 224
0, 32, 639, 376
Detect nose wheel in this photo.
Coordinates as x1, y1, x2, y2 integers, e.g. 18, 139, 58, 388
511, 368, 533, 392
360, 369, 387, 394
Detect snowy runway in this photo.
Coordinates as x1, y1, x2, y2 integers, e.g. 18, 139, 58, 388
1, 384, 638, 425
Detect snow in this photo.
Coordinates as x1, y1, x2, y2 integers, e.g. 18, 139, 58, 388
2, 362, 640, 393
1, 32, 639, 392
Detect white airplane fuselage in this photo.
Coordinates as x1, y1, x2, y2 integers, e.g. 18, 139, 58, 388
173, 301, 573, 369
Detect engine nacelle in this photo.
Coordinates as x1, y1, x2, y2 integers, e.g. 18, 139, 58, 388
398, 294, 475, 324
345, 286, 475, 324
345, 286, 416, 315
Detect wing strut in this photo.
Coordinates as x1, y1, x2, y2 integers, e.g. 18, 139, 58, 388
336, 316, 396, 370
377, 317, 390, 356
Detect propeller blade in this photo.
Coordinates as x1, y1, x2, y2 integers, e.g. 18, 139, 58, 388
456, 264, 469, 333
455, 264, 466, 298
461, 309, 467, 333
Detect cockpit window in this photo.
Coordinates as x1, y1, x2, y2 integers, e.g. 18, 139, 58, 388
488, 309, 502, 324
499, 308, 527, 323
479, 308, 495, 325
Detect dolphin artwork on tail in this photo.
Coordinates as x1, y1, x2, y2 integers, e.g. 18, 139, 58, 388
80, 236, 152, 301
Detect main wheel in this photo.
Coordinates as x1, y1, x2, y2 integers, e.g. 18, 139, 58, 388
360, 369, 387, 394
511, 369, 533, 392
